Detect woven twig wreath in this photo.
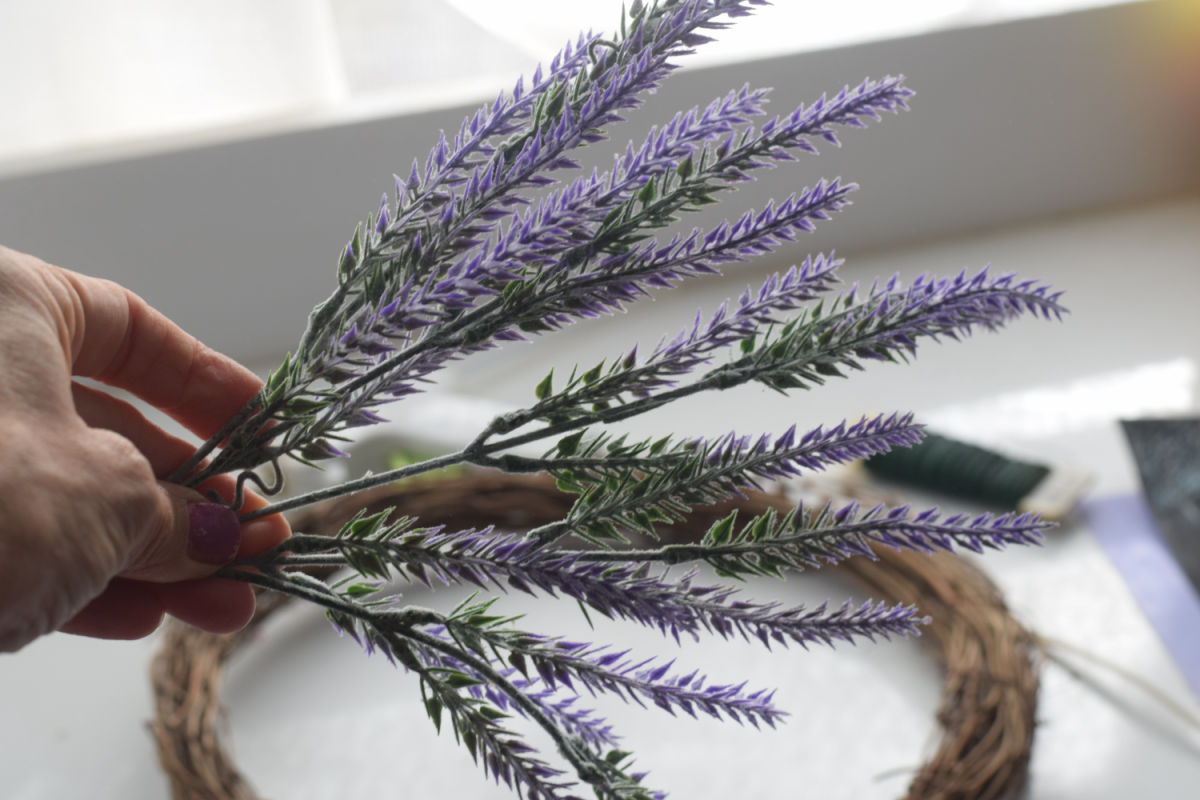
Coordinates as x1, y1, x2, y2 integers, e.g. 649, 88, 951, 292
150, 472, 1039, 800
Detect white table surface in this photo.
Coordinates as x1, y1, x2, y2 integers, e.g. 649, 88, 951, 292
3, 196, 1200, 798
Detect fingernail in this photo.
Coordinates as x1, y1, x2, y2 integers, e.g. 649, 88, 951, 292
187, 503, 241, 565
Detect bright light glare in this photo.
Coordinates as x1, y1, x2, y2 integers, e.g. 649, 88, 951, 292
446, 0, 1138, 67
447, 0, 974, 66
924, 359, 1197, 443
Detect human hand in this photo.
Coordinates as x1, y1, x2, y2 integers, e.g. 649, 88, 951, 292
0, 245, 290, 652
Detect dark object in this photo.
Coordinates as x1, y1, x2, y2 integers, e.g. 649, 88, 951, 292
865, 432, 1050, 506
1121, 418, 1200, 596
864, 431, 1091, 520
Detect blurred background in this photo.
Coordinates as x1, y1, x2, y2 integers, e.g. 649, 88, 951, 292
2, 1, 1200, 798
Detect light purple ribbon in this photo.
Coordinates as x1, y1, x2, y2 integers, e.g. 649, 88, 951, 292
1086, 493, 1200, 699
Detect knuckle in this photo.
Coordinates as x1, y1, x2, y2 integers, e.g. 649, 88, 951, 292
84, 428, 154, 485
81, 428, 174, 547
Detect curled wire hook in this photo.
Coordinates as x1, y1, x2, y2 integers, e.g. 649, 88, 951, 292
230, 456, 285, 513
588, 38, 619, 65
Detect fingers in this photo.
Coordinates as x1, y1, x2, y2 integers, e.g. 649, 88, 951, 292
71, 381, 195, 477
59, 577, 256, 640
119, 485, 288, 583
1, 247, 292, 647
156, 578, 256, 632
71, 381, 292, 573
57, 472, 277, 639
52, 264, 264, 440
57, 580, 165, 640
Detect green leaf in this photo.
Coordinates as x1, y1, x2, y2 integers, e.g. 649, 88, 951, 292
282, 397, 325, 414
518, 319, 553, 334
600, 206, 625, 231
647, 435, 673, 456
425, 694, 444, 733
556, 430, 585, 457
478, 706, 508, 722
704, 511, 738, 545
637, 177, 657, 205
575, 598, 595, 629
501, 279, 524, 302
445, 672, 485, 690
462, 729, 478, 759
675, 154, 694, 180
534, 369, 554, 400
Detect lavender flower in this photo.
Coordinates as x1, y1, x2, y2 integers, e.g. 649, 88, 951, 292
263, 96, 881, 462
474, 251, 842, 441
479, 85, 770, 276
466, 665, 622, 751
268, 521, 927, 650
502, 412, 923, 547
523, 181, 854, 333
427, 621, 787, 729
180, 2, 1072, 798
462, 268, 1063, 447
300, 85, 771, 398
405, 643, 582, 800
618, 501, 1053, 579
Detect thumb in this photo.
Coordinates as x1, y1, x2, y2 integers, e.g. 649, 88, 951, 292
121, 483, 242, 582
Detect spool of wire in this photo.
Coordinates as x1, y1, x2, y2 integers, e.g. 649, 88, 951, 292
863, 432, 1091, 520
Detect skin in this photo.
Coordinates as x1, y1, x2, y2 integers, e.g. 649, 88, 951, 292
0, 245, 290, 652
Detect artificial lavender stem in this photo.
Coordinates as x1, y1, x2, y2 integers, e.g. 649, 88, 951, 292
447, 624, 788, 728
498, 254, 845, 434
220, 567, 375, 621
223, 567, 640, 794
257, 554, 349, 570
401, 626, 635, 794
238, 449, 469, 521
572, 503, 1050, 572
403, 0, 760, 275
166, 403, 257, 485
239, 402, 660, 520
301, 526, 928, 649
525, 414, 923, 548
495, 277, 1064, 454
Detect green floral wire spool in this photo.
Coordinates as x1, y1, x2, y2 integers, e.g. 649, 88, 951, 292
864, 433, 1051, 508
863, 433, 1092, 522
150, 472, 1039, 800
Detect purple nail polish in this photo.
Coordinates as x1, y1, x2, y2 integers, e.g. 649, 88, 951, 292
187, 503, 241, 565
